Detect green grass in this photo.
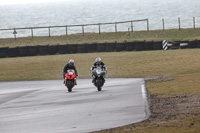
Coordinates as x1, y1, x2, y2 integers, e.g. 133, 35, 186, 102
1, 28, 200, 48
1, 49, 200, 95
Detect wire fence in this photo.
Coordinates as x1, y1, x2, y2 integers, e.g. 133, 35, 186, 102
0, 17, 199, 39
161, 17, 200, 30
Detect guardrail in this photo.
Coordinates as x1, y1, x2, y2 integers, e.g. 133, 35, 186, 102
0, 40, 199, 58
0, 19, 149, 39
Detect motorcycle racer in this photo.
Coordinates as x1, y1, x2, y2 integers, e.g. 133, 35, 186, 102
90, 57, 107, 83
63, 59, 78, 84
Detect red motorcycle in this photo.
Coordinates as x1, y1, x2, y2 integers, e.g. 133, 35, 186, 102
65, 69, 77, 92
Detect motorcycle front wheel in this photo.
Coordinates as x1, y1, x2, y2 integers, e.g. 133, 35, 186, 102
97, 86, 102, 91
96, 78, 102, 91
67, 80, 73, 92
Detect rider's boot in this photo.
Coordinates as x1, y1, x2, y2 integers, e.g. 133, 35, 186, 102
92, 78, 95, 83
75, 79, 77, 85
103, 79, 106, 83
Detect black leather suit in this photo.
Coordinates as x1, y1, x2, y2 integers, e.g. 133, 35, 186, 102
63, 63, 78, 78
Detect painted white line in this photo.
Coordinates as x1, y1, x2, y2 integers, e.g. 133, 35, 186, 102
141, 84, 146, 99
141, 80, 151, 120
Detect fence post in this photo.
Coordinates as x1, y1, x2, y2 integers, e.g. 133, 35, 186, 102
193, 17, 196, 29
31, 28, 33, 38
128, 28, 130, 36
82, 25, 84, 36
48, 27, 51, 37
13, 28, 17, 40
115, 23, 117, 33
131, 21, 133, 32
162, 18, 165, 31
66, 26, 68, 36
147, 19, 149, 31
178, 17, 181, 30
99, 24, 101, 34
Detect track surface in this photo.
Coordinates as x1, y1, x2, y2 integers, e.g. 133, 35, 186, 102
0, 78, 150, 133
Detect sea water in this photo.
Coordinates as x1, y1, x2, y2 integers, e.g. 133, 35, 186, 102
0, 0, 200, 38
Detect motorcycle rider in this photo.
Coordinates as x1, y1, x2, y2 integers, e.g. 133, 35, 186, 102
63, 59, 78, 84
90, 57, 107, 83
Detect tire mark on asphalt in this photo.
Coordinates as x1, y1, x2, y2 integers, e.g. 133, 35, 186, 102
0, 90, 39, 105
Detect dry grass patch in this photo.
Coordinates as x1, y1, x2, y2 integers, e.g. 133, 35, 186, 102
1, 49, 200, 94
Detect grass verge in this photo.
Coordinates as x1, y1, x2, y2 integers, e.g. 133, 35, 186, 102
0, 49, 200, 133
1, 49, 200, 94
1, 28, 200, 48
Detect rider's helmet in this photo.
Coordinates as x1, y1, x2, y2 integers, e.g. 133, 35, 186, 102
69, 59, 74, 66
95, 57, 101, 64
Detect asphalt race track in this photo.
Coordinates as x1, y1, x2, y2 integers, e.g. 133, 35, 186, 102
0, 78, 150, 133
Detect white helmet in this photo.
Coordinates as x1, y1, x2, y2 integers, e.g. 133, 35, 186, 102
69, 59, 74, 65
95, 57, 101, 64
